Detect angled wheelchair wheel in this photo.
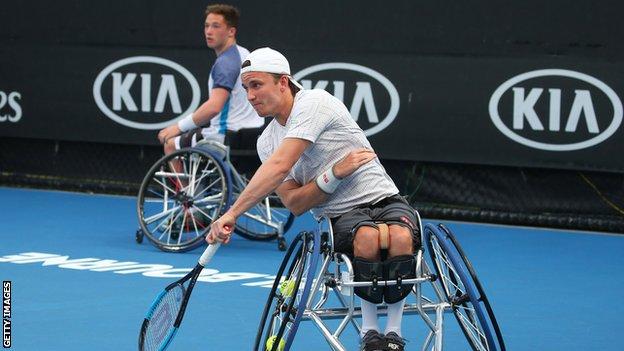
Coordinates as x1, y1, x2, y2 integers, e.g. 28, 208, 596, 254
137, 148, 232, 252
254, 230, 320, 351
424, 223, 506, 351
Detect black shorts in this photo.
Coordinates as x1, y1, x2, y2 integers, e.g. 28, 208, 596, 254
176, 129, 204, 149
330, 194, 421, 255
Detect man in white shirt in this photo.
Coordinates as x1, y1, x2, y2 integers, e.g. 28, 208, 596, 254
207, 47, 419, 351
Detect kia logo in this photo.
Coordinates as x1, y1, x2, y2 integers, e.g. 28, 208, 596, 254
293, 63, 399, 136
93, 56, 200, 130
489, 69, 622, 151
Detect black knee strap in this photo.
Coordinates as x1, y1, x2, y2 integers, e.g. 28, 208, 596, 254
384, 255, 416, 303
353, 257, 384, 304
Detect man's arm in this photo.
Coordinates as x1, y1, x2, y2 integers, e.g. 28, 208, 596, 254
157, 88, 230, 143
188, 88, 230, 126
227, 137, 311, 218
275, 179, 328, 216
276, 148, 378, 216
206, 137, 310, 244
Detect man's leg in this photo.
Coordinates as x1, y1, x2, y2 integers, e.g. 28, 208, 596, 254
353, 226, 385, 350
162, 130, 203, 189
384, 225, 413, 340
353, 226, 381, 335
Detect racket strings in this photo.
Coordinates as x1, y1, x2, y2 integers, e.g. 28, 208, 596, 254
144, 285, 185, 351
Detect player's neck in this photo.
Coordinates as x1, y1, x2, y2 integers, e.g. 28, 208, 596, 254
214, 38, 236, 56
274, 93, 295, 126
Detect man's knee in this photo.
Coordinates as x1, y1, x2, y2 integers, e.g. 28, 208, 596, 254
353, 226, 380, 258
388, 225, 413, 255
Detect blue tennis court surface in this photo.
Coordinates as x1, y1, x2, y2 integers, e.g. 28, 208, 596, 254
1, 186, 623, 350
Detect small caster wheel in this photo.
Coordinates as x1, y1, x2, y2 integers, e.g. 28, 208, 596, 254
277, 238, 287, 251
135, 229, 144, 244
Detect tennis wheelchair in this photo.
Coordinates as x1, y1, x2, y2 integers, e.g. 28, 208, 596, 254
256, 212, 506, 351
136, 129, 294, 252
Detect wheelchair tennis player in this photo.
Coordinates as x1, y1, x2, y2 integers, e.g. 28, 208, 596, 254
207, 47, 419, 351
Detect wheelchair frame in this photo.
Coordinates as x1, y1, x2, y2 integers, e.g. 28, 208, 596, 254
255, 212, 506, 351
136, 139, 293, 252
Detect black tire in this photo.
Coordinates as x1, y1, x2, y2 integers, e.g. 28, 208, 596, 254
424, 223, 506, 351
235, 193, 295, 241
254, 231, 320, 351
137, 148, 230, 252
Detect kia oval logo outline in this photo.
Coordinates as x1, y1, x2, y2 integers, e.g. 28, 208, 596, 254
93, 56, 201, 130
489, 69, 623, 151
293, 62, 400, 137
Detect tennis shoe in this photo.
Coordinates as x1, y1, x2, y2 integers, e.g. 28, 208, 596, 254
384, 332, 406, 351
360, 330, 385, 351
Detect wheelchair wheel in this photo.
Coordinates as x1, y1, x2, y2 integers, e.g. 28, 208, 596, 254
235, 193, 295, 241
137, 148, 232, 252
254, 230, 320, 351
424, 223, 506, 351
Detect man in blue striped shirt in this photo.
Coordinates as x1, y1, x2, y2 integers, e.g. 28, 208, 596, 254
157, 4, 262, 154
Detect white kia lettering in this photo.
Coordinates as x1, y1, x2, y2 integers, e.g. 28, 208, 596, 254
512, 87, 599, 133
112, 72, 138, 111
93, 56, 200, 130
489, 69, 622, 151
294, 63, 400, 136
350, 82, 378, 123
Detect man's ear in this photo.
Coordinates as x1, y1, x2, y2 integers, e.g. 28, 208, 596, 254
229, 26, 237, 38
281, 76, 290, 92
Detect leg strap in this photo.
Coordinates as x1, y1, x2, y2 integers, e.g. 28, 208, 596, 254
353, 257, 384, 304
384, 255, 416, 304
377, 223, 390, 250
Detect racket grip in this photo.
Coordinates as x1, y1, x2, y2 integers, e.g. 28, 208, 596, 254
198, 243, 221, 267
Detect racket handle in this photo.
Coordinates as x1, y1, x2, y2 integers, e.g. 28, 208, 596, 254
198, 243, 221, 267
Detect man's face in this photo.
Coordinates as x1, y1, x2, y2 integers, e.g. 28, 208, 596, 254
241, 72, 285, 117
204, 13, 233, 50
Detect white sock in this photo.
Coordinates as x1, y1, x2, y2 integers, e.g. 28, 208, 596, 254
384, 298, 407, 336
360, 299, 379, 337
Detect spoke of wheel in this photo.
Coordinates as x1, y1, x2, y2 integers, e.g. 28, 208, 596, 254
193, 193, 223, 204
191, 204, 218, 223
432, 239, 463, 294
178, 210, 188, 245
158, 208, 183, 242
456, 309, 488, 349
152, 176, 178, 196
144, 205, 181, 225
155, 212, 175, 242
187, 153, 198, 197
186, 206, 204, 239
168, 158, 184, 193
191, 177, 221, 200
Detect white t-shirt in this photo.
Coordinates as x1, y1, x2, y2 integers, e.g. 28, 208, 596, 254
257, 89, 399, 218
202, 44, 263, 139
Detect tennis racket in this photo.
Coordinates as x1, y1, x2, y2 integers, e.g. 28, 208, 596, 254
138, 242, 221, 351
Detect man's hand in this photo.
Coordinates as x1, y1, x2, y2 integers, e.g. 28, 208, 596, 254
158, 124, 182, 144
206, 212, 236, 244
332, 148, 377, 179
